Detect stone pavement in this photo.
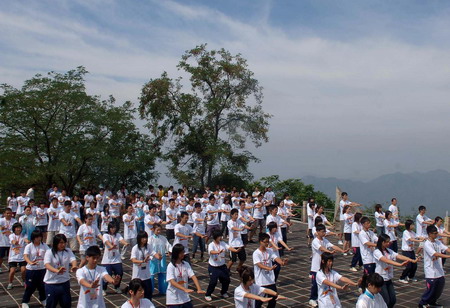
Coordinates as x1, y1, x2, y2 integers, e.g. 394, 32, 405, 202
1, 221, 450, 307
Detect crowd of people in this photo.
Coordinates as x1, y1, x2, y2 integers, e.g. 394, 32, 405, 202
0, 185, 449, 308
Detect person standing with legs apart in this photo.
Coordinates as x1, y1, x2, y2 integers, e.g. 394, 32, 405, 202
399, 219, 424, 284
7, 223, 28, 290
149, 223, 171, 295
122, 204, 137, 259
358, 217, 378, 275
0, 208, 17, 273
350, 212, 363, 272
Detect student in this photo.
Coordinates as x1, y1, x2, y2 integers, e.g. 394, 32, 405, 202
59, 200, 83, 252
418, 225, 450, 308
46, 198, 61, 246
220, 197, 231, 238
415, 205, 434, 255
191, 203, 207, 263
253, 233, 286, 308
144, 205, 164, 236
238, 200, 255, 245
350, 212, 363, 271
7, 191, 18, 215
185, 198, 195, 227
435, 216, 450, 266
267, 221, 292, 281
22, 230, 49, 308
108, 194, 122, 231
122, 204, 138, 259
374, 204, 385, 236
266, 205, 286, 243
206, 195, 221, 244
338, 192, 360, 245
358, 217, 378, 275
165, 199, 178, 242
86, 201, 100, 222
131, 231, 158, 300
100, 204, 112, 237
76, 245, 120, 308
250, 194, 266, 241
35, 201, 49, 243
307, 199, 316, 247
373, 234, 416, 308
227, 208, 251, 272
356, 273, 387, 308
77, 214, 103, 268
16, 191, 30, 218
313, 205, 333, 228
234, 266, 286, 308
0, 208, 17, 272
309, 224, 348, 307
205, 230, 239, 302
19, 206, 37, 241
121, 279, 156, 308
102, 222, 129, 294
276, 200, 290, 246
166, 243, 205, 307
43, 234, 78, 307
383, 211, 403, 253
342, 205, 354, 255
148, 223, 171, 295
399, 219, 424, 283
316, 252, 358, 307
173, 211, 196, 264
388, 198, 399, 223
7, 223, 29, 289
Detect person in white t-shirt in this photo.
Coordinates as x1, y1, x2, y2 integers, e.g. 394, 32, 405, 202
173, 212, 197, 264
16, 191, 30, 218
130, 231, 159, 300
77, 214, 103, 268
253, 233, 287, 308
373, 234, 416, 308
342, 205, 354, 255
85, 201, 100, 223
144, 204, 165, 237
234, 266, 285, 308
263, 187, 276, 206
205, 195, 221, 245
108, 194, 123, 231
358, 217, 379, 276
418, 225, 450, 307
316, 252, 358, 308
251, 194, 267, 241
383, 210, 404, 253
227, 209, 251, 272
165, 199, 178, 242
435, 216, 450, 267
350, 212, 363, 272
399, 219, 425, 284
220, 197, 232, 238
19, 205, 37, 241
267, 222, 293, 282
0, 208, 17, 272
166, 243, 205, 306
307, 198, 317, 247
338, 192, 361, 245
7, 222, 29, 290
388, 198, 399, 222
46, 198, 61, 246
122, 204, 137, 259
356, 273, 387, 308
191, 203, 207, 263
7, 191, 18, 214
43, 234, 79, 307
374, 204, 385, 236
77, 245, 120, 308
121, 278, 156, 308
35, 201, 48, 243
59, 201, 82, 252
415, 205, 434, 255
22, 230, 49, 307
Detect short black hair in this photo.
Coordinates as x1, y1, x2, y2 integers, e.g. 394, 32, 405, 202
86, 245, 101, 257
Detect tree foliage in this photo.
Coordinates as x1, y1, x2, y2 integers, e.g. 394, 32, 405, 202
0, 67, 158, 195
139, 44, 271, 187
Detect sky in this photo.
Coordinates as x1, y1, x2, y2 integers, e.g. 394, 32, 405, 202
2, 0, 450, 185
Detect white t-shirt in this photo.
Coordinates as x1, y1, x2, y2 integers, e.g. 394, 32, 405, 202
96, 194, 106, 211
166, 261, 195, 305
384, 219, 397, 241
356, 291, 388, 308
359, 229, 378, 265
266, 214, 284, 239
220, 204, 231, 221
234, 283, 265, 308
144, 214, 162, 236
339, 200, 351, 220
71, 201, 82, 216
343, 213, 353, 233
0, 218, 16, 247
122, 214, 137, 240
268, 231, 282, 257
316, 269, 343, 308
311, 237, 334, 272
401, 230, 416, 251
192, 212, 206, 234
208, 241, 229, 267
35, 208, 48, 226
423, 239, 448, 278
253, 248, 277, 286
8, 234, 26, 262
59, 211, 79, 238
131, 244, 154, 280
264, 191, 275, 204
373, 248, 398, 281
43, 248, 77, 284
101, 233, 124, 264
86, 208, 99, 218
206, 204, 220, 225
24, 242, 49, 270
351, 222, 361, 248
84, 194, 94, 208
121, 299, 155, 308
307, 206, 316, 229
100, 212, 112, 232
165, 208, 178, 230
252, 201, 265, 219
416, 214, 431, 237
238, 209, 252, 234
77, 224, 100, 251
76, 265, 109, 308
388, 204, 398, 222
374, 212, 385, 227
228, 220, 244, 247
173, 224, 194, 253
16, 196, 30, 215
7, 197, 18, 212
47, 207, 61, 232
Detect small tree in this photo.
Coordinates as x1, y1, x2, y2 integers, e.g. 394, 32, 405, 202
139, 44, 271, 187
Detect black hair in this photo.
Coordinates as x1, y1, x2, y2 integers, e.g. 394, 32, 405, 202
435, 216, 443, 223
64, 200, 71, 207
179, 211, 188, 219
86, 245, 101, 257
239, 200, 245, 206
259, 233, 270, 242
85, 213, 93, 221
360, 217, 370, 225
360, 273, 384, 292
107, 222, 118, 235
126, 203, 133, 210
391, 198, 397, 202
405, 219, 414, 230
3, 208, 12, 213
30, 230, 43, 242
384, 210, 392, 219
137, 230, 148, 248
194, 203, 202, 209
341, 192, 348, 197
316, 224, 326, 232
152, 222, 162, 230
375, 204, 382, 213
171, 244, 185, 265
52, 233, 67, 256
24, 205, 31, 211
268, 205, 277, 213
212, 229, 223, 241
314, 216, 323, 227
354, 212, 362, 223
315, 204, 324, 213
427, 225, 438, 235
124, 278, 145, 295
320, 252, 334, 272
237, 266, 254, 284
103, 204, 109, 215
267, 221, 278, 231
376, 234, 391, 252
230, 208, 238, 216
12, 222, 22, 234
418, 205, 426, 212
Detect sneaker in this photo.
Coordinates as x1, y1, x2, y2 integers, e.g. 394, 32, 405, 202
115, 288, 122, 294
411, 278, 418, 282
398, 279, 408, 284
22, 304, 30, 308
349, 251, 353, 255
349, 267, 358, 272
343, 253, 348, 256
308, 299, 318, 307
7, 283, 13, 290
121, 256, 126, 260
221, 293, 229, 298
205, 296, 212, 302
41, 300, 46, 307
103, 290, 107, 296
309, 274, 312, 278
338, 240, 343, 245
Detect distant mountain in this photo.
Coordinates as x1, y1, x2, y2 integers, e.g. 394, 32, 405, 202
302, 169, 450, 218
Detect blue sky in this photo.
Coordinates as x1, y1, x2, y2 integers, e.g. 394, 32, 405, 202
2, 0, 450, 184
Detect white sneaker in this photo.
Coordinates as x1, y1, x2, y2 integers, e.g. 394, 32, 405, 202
205, 296, 212, 302
343, 253, 348, 256
411, 278, 418, 282
115, 288, 122, 294
349, 267, 358, 272
309, 299, 318, 307
7, 283, 13, 290
398, 279, 408, 284
103, 290, 107, 296
41, 300, 46, 307
22, 304, 30, 308
221, 293, 229, 298
338, 240, 343, 245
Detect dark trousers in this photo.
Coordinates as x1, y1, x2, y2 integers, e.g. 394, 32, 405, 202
309, 271, 318, 300
167, 301, 194, 308
221, 221, 228, 237
255, 283, 277, 308
389, 240, 398, 253
103, 263, 123, 289
206, 264, 230, 296
351, 247, 363, 267
112, 217, 120, 232
400, 251, 417, 279
380, 279, 396, 308
274, 261, 281, 282
142, 278, 153, 300
166, 229, 175, 241
22, 269, 46, 303
364, 263, 375, 275
45, 280, 71, 308
419, 276, 446, 305
192, 235, 205, 256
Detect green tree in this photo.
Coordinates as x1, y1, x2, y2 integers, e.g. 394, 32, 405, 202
139, 44, 271, 187
0, 67, 158, 196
